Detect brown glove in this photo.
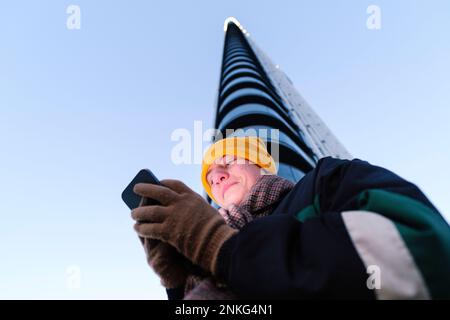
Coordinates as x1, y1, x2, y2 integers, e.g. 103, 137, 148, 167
136, 197, 189, 289
131, 180, 238, 276
138, 236, 189, 289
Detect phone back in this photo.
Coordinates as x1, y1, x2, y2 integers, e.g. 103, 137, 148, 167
122, 169, 161, 210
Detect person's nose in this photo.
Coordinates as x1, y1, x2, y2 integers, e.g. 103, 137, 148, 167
212, 170, 228, 186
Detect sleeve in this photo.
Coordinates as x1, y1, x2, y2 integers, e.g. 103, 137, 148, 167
216, 156, 449, 299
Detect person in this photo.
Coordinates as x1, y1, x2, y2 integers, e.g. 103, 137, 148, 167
131, 136, 450, 299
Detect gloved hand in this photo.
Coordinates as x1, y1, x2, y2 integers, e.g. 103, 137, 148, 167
131, 179, 238, 276
136, 197, 189, 289
138, 236, 189, 289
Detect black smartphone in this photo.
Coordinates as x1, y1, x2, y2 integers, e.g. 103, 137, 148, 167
121, 169, 162, 210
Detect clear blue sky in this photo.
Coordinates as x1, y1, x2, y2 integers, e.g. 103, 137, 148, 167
1, 0, 449, 299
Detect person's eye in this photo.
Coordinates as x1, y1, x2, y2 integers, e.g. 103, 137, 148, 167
226, 158, 236, 166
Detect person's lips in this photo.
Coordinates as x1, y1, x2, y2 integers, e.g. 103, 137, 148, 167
222, 182, 238, 198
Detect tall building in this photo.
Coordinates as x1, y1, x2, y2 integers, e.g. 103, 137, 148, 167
208, 17, 351, 203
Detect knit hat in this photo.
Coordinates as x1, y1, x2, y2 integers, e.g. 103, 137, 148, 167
201, 136, 277, 202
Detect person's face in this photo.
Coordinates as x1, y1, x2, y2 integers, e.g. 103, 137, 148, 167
206, 155, 263, 208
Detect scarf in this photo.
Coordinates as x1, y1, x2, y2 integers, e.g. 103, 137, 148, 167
183, 174, 295, 300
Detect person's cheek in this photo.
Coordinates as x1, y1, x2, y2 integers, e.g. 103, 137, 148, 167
233, 184, 245, 202
231, 166, 244, 184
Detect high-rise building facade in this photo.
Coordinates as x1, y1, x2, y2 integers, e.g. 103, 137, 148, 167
208, 17, 351, 203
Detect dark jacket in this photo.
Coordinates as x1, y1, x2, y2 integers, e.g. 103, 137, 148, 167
216, 157, 450, 299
